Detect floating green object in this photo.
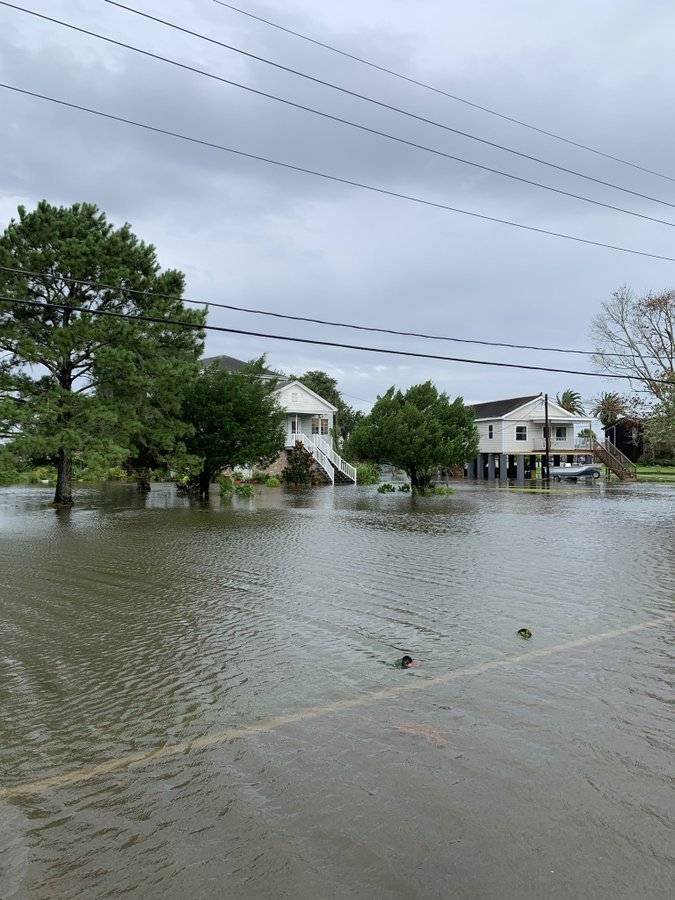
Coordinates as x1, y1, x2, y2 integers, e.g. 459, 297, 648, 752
517, 628, 533, 640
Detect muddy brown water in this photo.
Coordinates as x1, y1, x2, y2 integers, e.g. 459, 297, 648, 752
0, 481, 673, 899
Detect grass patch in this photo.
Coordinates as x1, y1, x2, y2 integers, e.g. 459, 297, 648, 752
636, 465, 675, 484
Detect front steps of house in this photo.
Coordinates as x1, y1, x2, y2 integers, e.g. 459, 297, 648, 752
592, 438, 638, 481
293, 433, 357, 484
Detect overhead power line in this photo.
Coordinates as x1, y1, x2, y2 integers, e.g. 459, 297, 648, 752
212, 0, 675, 185
3, 2, 670, 228
0, 264, 660, 362
4, 82, 675, 263
1, 295, 672, 385
104, 1, 675, 211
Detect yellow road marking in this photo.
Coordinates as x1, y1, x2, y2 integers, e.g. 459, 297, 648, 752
1, 615, 672, 799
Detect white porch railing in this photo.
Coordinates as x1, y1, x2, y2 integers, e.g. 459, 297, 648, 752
292, 432, 356, 484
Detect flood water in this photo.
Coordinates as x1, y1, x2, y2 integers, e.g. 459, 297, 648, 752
0, 481, 673, 899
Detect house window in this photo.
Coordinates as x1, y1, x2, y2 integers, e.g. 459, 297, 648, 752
555, 426, 567, 440
291, 419, 297, 434
488, 425, 494, 439
515, 426, 527, 441
311, 416, 329, 435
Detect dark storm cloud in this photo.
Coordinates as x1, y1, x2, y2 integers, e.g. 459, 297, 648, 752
2, 0, 674, 409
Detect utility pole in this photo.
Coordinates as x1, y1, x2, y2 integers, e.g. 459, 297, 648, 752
544, 393, 551, 481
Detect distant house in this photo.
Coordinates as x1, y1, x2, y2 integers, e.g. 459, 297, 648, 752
465, 394, 594, 479
202, 356, 356, 484
603, 417, 644, 463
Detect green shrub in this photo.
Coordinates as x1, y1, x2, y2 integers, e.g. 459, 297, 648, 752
265, 475, 281, 487
431, 485, 455, 496
218, 474, 234, 495
282, 447, 313, 485
77, 464, 129, 482
235, 483, 255, 498
377, 482, 396, 493
0, 448, 23, 486
355, 462, 379, 485
26, 465, 57, 484
398, 483, 411, 492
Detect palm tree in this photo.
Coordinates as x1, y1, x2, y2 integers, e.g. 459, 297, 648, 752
556, 389, 585, 414
591, 392, 626, 428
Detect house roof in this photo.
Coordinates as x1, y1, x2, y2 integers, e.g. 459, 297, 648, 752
469, 394, 541, 419
201, 354, 282, 379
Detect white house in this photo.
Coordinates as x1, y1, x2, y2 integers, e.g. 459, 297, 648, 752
201, 355, 356, 484
466, 394, 594, 480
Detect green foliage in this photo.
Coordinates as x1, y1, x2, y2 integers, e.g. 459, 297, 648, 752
265, 475, 281, 487
578, 427, 597, 442
0, 446, 23, 485
431, 485, 455, 495
218, 474, 234, 495
591, 392, 626, 427
355, 462, 379, 484
377, 482, 396, 493
182, 358, 286, 499
556, 389, 585, 414
397, 483, 411, 492
235, 483, 255, 498
0, 201, 204, 505
282, 445, 313, 485
25, 465, 56, 484
643, 390, 675, 461
345, 382, 478, 491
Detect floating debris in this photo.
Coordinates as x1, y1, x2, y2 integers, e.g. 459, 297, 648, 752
517, 628, 533, 640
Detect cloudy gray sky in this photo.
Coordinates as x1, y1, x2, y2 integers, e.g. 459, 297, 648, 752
2, 0, 674, 412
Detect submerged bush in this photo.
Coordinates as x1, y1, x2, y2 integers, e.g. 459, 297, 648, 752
398, 483, 411, 492
235, 483, 255, 498
26, 465, 57, 484
377, 482, 396, 493
355, 462, 379, 485
218, 474, 234, 496
265, 475, 281, 487
431, 485, 455, 496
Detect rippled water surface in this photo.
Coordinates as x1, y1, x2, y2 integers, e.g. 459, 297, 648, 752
0, 481, 673, 899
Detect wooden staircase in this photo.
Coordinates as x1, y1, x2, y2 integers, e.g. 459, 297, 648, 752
592, 438, 638, 481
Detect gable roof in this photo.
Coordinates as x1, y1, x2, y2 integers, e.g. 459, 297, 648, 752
275, 380, 338, 412
201, 354, 282, 379
469, 394, 541, 419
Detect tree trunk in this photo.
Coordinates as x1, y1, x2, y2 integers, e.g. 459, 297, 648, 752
198, 469, 212, 500
408, 468, 433, 493
136, 469, 152, 493
54, 448, 74, 506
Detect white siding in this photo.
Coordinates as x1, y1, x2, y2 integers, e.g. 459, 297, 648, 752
275, 381, 336, 415
475, 397, 588, 454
